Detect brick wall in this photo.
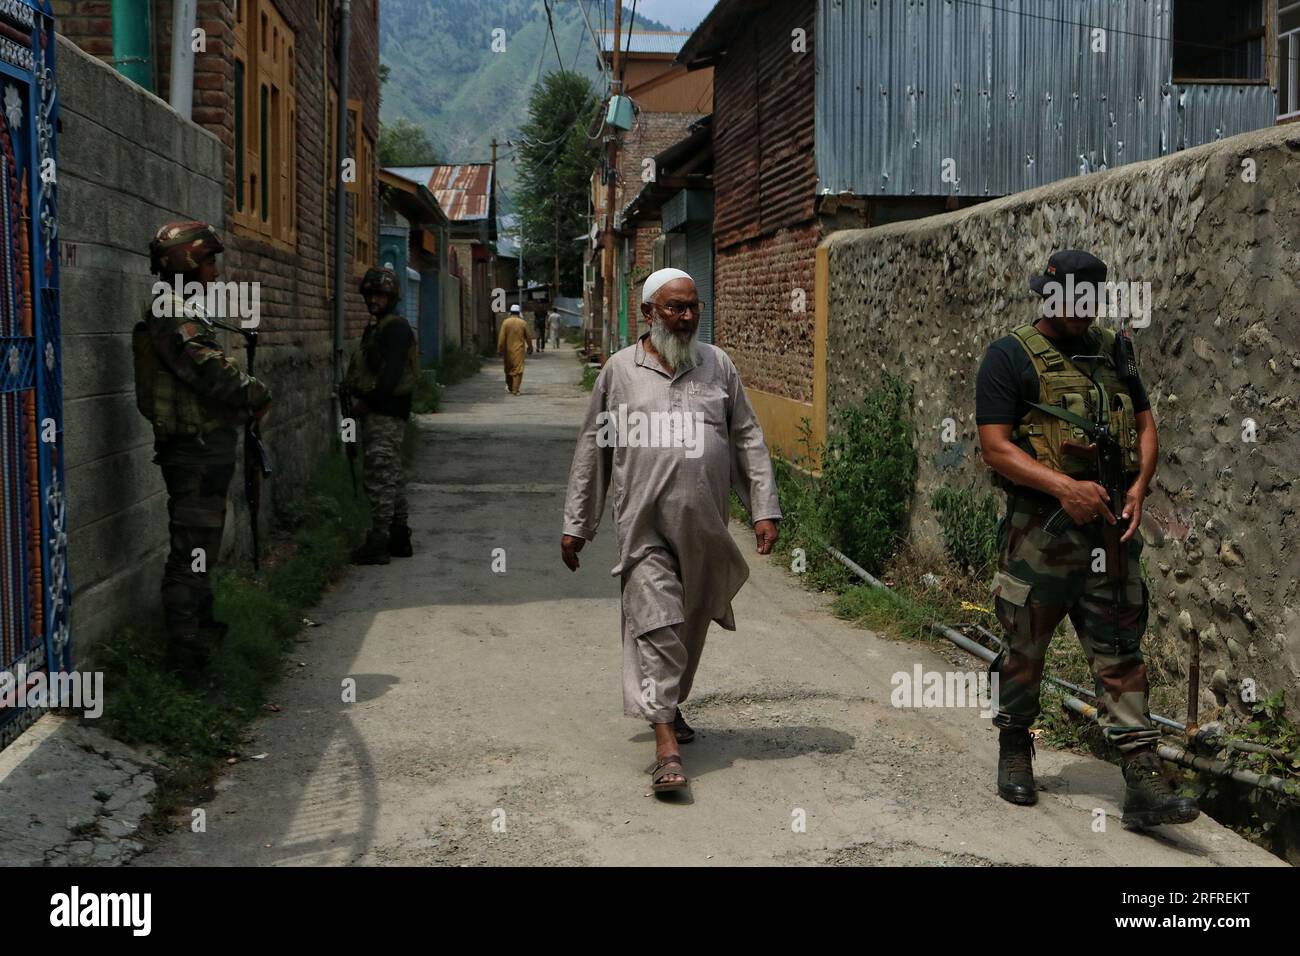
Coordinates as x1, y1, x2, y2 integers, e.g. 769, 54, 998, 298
708, 0, 817, 403
713, 223, 817, 402
616, 111, 702, 212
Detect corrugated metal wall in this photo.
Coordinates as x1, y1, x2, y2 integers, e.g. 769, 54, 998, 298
686, 222, 715, 344
713, 0, 818, 248
816, 0, 1277, 197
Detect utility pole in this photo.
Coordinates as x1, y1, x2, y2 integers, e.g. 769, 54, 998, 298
602, 0, 623, 361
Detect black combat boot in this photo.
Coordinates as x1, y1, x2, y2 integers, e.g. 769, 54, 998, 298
351, 530, 391, 565
997, 728, 1038, 805
388, 522, 413, 558
1121, 749, 1200, 829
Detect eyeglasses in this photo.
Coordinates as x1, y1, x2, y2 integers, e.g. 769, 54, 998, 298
656, 300, 705, 317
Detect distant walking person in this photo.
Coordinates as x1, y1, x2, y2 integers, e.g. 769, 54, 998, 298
548, 310, 562, 349
344, 267, 419, 565
498, 303, 533, 395
534, 308, 548, 351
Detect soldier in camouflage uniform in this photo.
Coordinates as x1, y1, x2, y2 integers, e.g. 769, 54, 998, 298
976, 250, 1198, 829
134, 220, 272, 678
344, 267, 419, 565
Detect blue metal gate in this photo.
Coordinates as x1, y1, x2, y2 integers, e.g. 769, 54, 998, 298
0, 1, 68, 748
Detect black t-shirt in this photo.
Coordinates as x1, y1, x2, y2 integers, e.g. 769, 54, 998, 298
362, 316, 416, 419
975, 325, 1150, 428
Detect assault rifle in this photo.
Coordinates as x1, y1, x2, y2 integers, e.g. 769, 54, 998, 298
337, 383, 359, 498
213, 319, 273, 571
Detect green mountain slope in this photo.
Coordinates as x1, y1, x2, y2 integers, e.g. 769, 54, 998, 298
379, 0, 674, 202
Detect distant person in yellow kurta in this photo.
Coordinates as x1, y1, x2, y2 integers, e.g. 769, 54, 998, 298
497, 304, 533, 395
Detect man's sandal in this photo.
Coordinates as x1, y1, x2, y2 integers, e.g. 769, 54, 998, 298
649, 754, 688, 792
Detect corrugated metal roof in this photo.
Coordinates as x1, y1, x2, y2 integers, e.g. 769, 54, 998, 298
599, 29, 691, 55
421, 164, 494, 222
816, 0, 1276, 198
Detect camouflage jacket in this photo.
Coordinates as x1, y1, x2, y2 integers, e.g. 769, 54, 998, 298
133, 293, 272, 440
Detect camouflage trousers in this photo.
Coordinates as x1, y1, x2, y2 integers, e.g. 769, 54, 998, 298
362, 412, 408, 531
989, 497, 1159, 754
160, 461, 234, 637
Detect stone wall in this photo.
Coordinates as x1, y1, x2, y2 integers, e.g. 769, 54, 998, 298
824, 123, 1300, 721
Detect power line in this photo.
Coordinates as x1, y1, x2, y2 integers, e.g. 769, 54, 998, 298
544, 0, 565, 73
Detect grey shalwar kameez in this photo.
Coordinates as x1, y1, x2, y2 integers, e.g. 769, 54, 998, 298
562, 335, 781, 722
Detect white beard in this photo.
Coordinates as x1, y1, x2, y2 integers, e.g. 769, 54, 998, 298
649, 321, 699, 372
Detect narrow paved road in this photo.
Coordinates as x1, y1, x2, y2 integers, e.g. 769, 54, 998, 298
142, 345, 1281, 867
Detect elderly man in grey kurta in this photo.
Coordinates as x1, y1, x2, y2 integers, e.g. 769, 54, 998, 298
561, 268, 781, 794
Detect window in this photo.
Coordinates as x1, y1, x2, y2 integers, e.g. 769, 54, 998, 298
1281, 2, 1300, 119
232, 0, 297, 247
1172, 0, 1267, 82
347, 99, 377, 271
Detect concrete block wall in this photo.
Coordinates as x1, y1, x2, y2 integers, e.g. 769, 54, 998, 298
824, 123, 1300, 721
56, 36, 225, 655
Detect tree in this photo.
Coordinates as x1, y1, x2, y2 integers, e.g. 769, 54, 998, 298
379, 118, 439, 167
515, 70, 601, 298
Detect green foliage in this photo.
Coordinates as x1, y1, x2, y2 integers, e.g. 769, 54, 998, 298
931, 485, 1000, 578
515, 70, 601, 295
379, 117, 440, 166
581, 364, 599, 392
95, 452, 369, 803
411, 370, 443, 414
819, 376, 917, 574
436, 346, 484, 386
831, 583, 950, 642
1240, 691, 1300, 781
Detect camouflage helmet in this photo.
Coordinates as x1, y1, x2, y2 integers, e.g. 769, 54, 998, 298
149, 220, 224, 276
359, 266, 402, 304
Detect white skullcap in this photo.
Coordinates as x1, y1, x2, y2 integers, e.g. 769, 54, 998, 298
641, 267, 694, 304
509, 304, 521, 313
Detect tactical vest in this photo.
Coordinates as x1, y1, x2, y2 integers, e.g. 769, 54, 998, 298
133, 298, 245, 439
1002, 323, 1141, 483
344, 311, 420, 399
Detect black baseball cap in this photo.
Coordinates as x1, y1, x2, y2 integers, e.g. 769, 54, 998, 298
1029, 249, 1108, 296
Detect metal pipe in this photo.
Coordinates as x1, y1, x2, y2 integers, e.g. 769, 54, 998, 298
332, 1, 353, 404
168, 0, 197, 118
823, 546, 1247, 751
1058, 694, 1296, 798
111, 0, 153, 90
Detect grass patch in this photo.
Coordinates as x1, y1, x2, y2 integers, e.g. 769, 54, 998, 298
435, 347, 483, 387
931, 484, 1000, 579
93, 450, 369, 814
411, 370, 442, 414
581, 364, 599, 392
819, 375, 916, 576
